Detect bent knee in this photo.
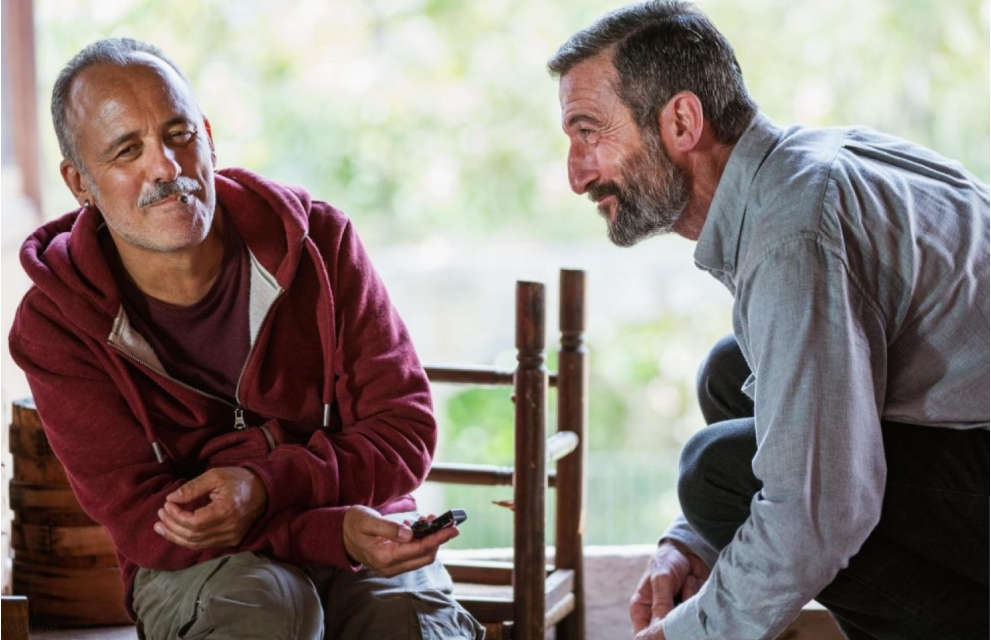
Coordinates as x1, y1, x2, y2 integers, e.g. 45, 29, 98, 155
677, 421, 757, 519
695, 335, 744, 398
201, 554, 323, 640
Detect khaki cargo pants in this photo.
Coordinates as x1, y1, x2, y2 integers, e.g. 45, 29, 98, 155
133, 552, 485, 639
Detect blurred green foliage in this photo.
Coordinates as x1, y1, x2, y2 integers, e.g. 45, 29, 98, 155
33, 0, 990, 549
36, 0, 989, 244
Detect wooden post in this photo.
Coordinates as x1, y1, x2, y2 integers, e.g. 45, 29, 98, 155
2, 0, 43, 215
555, 269, 588, 640
1, 596, 29, 640
513, 281, 547, 640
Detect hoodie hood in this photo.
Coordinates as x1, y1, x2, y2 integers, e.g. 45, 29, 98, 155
18, 167, 314, 344
18, 167, 335, 462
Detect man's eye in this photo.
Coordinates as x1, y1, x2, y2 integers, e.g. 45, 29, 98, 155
579, 128, 595, 140
115, 145, 138, 159
170, 129, 196, 141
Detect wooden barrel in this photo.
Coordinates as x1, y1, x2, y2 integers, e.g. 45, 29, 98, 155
9, 398, 130, 627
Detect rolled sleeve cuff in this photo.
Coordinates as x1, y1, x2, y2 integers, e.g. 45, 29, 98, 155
660, 514, 719, 569
663, 598, 709, 640
241, 451, 317, 518
287, 506, 362, 571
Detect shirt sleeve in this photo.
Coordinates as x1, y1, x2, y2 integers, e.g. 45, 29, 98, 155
661, 514, 719, 569
664, 239, 888, 640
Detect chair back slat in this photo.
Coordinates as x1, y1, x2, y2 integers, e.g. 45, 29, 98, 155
424, 366, 515, 386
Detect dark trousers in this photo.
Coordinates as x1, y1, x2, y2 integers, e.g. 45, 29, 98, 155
679, 335, 989, 640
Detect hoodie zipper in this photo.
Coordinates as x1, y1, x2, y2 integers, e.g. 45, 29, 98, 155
233, 290, 284, 432
108, 342, 234, 408
108, 288, 284, 452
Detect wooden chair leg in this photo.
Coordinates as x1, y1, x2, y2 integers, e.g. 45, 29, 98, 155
555, 269, 588, 640
514, 281, 548, 640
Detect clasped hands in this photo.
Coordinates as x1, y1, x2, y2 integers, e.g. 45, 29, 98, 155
154, 467, 456, 577
629, 539, 711, 640
154, 466, 268, 550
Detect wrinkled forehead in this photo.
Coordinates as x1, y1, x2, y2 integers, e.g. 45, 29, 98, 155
558, 53, 625, 123
66, 54, 200, 131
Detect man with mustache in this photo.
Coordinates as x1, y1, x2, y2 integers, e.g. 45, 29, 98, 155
9, 38, 483, 639
550, 3, 989, 640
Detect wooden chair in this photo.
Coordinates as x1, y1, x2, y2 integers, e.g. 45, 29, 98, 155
423, 269, 587, 640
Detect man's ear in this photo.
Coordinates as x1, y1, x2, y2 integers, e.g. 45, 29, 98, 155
60, 159, 94, 208
203, 116, 217, 166
657, 91, 705, 157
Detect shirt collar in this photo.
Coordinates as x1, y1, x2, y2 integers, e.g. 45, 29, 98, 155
694, 112, 782, 275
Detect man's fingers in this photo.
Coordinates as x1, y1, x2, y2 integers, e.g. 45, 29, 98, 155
688, 554, 711, 581
156, 509, 215, 544
357, 511, 414, 542
629, 568, 654, 633
386, 526, 458, 563
154, 520, 233, 550
377, 526, 457, 576
163, 499, 227, 530
630, 599, 652, 634
377, 547, 442, 577
649, 573, 677, 621
681, 575, 699, 601
166, 474, 215, 504
370, 526, 458, 574
633, 619, 665, 640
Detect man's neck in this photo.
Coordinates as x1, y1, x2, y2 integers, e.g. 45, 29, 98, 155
673, 140, 736, 241
112, 212, 227, 307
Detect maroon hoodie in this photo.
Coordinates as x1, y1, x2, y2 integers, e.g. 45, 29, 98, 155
9, 168, 436, 616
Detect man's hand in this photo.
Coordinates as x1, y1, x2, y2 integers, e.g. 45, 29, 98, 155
343, 506, 458, 577
634, 618, 667, 640
630, 539, 711, 635
154, 467, 268, 550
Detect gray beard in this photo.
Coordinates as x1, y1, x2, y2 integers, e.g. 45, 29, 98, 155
605, 136, 690, 248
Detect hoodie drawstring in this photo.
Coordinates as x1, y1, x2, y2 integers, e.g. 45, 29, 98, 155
304, 237, 336, 427
109, 354, 168, 463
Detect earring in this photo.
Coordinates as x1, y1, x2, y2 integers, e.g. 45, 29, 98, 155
83, 199, 91, 208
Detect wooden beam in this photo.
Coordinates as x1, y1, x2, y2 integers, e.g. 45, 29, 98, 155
424, 365, 559, 388
427, 463, 513, 486
427, 462, 559, 488
424, 365, 514, 386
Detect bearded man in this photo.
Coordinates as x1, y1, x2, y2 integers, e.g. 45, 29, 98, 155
549, 3, 989, 640
9, 38, 483, 640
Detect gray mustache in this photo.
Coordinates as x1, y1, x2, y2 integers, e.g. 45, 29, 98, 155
138, 177, 201, 207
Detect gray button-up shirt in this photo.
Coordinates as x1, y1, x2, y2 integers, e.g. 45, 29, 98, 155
662, 114, 990, 640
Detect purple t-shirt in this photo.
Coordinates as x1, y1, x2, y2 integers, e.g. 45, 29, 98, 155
101, 218, 251, 402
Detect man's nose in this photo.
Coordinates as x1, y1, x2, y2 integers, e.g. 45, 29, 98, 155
568, 143, 598, 195
146, 141, 181, 182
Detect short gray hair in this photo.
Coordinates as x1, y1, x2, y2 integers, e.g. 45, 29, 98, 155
51, 38, 190, 167
548, 1, 757, 144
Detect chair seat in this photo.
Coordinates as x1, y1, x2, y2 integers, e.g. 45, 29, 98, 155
449, 568, 576, 631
